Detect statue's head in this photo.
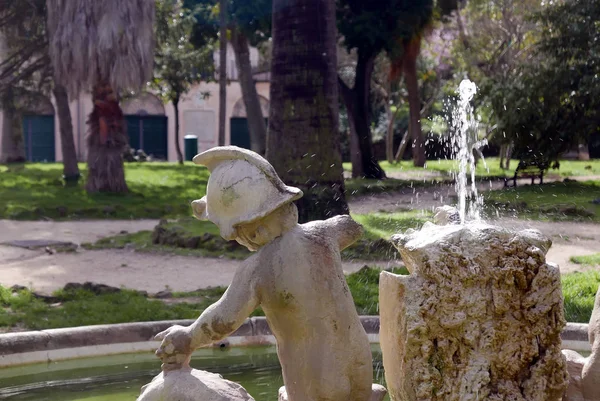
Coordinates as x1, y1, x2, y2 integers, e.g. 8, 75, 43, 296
191, 146, 302, 250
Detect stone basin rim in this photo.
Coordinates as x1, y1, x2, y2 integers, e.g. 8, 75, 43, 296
0, 317, 589, 368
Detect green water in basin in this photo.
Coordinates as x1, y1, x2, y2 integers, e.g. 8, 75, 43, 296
0, 345, 386, 401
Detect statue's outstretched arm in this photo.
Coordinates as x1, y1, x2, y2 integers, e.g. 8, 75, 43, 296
188, 260, 260, 348
154, 259, 260, 369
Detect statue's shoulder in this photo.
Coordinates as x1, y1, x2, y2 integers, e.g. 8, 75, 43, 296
300, 215, 363, 240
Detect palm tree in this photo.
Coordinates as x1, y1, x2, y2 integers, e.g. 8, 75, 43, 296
46, 0, 155, 193
266, 0, 348, 222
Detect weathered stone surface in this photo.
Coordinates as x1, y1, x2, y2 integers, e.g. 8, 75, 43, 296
380, 222, 569, 401
563, 285, 600, 401
137, 367, 254, 401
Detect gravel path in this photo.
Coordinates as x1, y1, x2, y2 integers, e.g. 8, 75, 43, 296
0, 175, 598, 293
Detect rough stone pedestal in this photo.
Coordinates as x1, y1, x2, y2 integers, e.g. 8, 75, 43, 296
379, 222, 569, 401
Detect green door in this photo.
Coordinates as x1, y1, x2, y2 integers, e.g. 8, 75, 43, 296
125, 115, 168, 160
22, 115, 55, 162
230, 118, 268, 150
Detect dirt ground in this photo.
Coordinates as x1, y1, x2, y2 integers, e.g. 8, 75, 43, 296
1, 180, 598, 293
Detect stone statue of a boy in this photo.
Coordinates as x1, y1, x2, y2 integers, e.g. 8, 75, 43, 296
155, 146, 376, 401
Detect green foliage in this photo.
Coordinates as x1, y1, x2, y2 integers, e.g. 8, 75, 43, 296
229, 0, 271, 45
0, 0, 53, 108
152, 0, 215, 103
337, 0, 433, 56
451, 0, 600, 162
183, 0, 271, 48
561, 271, 600, 324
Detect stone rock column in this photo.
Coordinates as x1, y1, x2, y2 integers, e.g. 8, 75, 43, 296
379, 222, 569, 401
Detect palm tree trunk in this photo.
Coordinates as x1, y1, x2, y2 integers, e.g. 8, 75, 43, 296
403, 49, 426, 167
231, 28, 267, 155
267, 0, 348, 222
218, 0, 228, 146
53, 83, 80, 184
173, 95, 184, 164
85, 81, 128, 193
339, 52, 386, 179
0, 88, 25, 163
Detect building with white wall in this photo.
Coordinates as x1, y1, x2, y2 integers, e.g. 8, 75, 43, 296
0, 43, 270, 162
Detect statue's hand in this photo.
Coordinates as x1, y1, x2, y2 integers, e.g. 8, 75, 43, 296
154, 325, 194, 371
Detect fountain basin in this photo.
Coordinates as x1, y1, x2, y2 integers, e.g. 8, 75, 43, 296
0, 316, 589, 368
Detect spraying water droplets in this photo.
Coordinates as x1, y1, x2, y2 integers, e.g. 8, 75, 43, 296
451, 79, 487, 224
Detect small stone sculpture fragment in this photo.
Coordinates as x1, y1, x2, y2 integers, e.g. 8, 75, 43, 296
136, 353, 255, 401
562, 284, 600, 401
379, 218, 569, 401
154, 146, 378, 401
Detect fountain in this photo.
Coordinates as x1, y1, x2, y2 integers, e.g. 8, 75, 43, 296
1, 91, 598, 401
377, 80, 597, 401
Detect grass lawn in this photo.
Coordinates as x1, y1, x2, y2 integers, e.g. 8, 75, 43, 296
1, 267, 595, 332
0, 162, 440, 220
484, 180, 600, 222
562, 270, 600, 323
0, 162, 209, 220
344, 158, 600, 179
570, 253, 600, 267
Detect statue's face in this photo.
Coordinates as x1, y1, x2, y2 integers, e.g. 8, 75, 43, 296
234, 220, 272, 251
232, 203, 298, 252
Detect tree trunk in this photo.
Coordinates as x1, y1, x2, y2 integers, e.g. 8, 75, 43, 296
348, 115, 363, 178
231, 28, 267, 155
503, 143, 512, 170
218, 0, 228, 146
53, 84, 80, 184
577, 141, 590, 161
499, 144, 505, 169
338, 52, 386, 179
385, 103, 395, 163
394, 129, 410, 162
403, 44, 426, 167
173, 95, 184, 164
267, 0, 348, 223
85, 81, 128, 193
0, 88, 25, 163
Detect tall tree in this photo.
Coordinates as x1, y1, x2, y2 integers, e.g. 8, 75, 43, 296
46, 0, 155, 193
153, 0, 214, 164
267, 0, 348, 222
0, 0, 80, 181
337, 0, 433, 175
229, 0, 271, 155
390, 36, 427, 167
185, 0, 271, 153
218, 0, 227, 146
490, 0, 600, 164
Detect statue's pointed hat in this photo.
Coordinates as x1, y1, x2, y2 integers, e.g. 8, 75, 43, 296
191, 146, 302, 240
